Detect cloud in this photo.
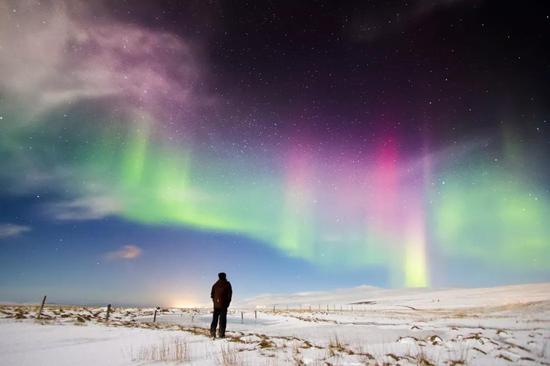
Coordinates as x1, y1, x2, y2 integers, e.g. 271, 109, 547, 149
0, 0, 202, 121
105, 245, 142, 260
47, 195, 121, 221
0, 223, 31, 239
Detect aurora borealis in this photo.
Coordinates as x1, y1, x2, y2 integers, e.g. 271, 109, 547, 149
1, 0, 549, 306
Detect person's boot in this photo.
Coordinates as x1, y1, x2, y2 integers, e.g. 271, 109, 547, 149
218, 330, 225, 339
210, 329, 216, 338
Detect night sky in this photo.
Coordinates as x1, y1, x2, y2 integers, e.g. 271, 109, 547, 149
1, 0, 549, 307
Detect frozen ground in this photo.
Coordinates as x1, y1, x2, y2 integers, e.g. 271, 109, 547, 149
1, 282, 550, 365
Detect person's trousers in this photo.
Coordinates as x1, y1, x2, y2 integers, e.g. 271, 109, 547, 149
210, 307, 227, 337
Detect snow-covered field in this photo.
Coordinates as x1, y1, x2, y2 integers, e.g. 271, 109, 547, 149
1, 282, 550, 365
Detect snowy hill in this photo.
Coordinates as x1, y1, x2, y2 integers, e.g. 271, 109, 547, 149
238, 282, 550, 309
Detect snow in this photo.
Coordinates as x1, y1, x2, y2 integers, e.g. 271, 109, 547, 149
1, 282, 550, 365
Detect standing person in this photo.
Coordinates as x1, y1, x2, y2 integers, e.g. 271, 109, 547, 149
210, 272, 232, 338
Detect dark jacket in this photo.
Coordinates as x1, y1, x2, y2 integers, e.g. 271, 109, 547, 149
211, 279, 232, 309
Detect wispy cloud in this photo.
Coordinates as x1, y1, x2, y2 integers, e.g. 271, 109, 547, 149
0, 0, 200, 119
105, 245, 142, 260
47, 195, 121, 221
0, 223, 31, 239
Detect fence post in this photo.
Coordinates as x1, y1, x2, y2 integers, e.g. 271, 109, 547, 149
272, 305, 276, 313
37, 295, 47, 319
241, 312, 244, 324
153, 308, 158, 323
254, 310, 257, 320
106, 304, 111, 321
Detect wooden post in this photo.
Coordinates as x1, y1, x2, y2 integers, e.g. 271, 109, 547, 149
106, 304, 111, 321
37, 295, 47, 319
254, 310, 257, 320
326, 304, 329, 312
309, 305, 311, 312
272, 305, 275, 313
153, 308, 158, 323
241, 312, 244, 324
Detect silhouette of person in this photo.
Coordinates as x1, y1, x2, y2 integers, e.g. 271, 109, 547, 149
210, 272, 232, 338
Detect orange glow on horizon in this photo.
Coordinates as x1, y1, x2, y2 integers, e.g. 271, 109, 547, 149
169, 297, 202, 308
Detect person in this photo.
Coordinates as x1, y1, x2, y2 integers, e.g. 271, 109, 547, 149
210, 272, 232, 338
